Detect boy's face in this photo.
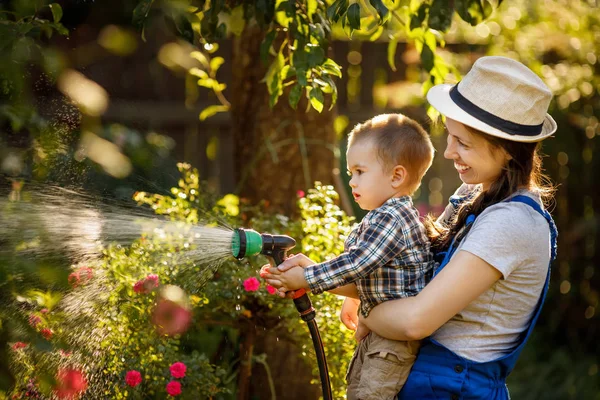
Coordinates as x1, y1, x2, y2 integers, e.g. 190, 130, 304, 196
346, 139, 399, 211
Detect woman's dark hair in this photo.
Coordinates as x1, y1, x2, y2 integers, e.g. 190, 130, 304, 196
425, 126, 555, 253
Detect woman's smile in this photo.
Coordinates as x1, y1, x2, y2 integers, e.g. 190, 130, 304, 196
454, 162, 471, 174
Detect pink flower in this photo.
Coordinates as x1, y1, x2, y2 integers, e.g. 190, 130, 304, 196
12, 342, 27, 350
54, 368, 87, 399
243, 277, 260, 292
133, 279, 145, 293
133, 274, 160, 294
41, 308, 49, 314
68, 267, 94, 288
60, 349, 72, 357
296, 190, 305, 198
166, 380, 181, 396
170, 362, 186, 379
152, 299, 192, 336
29, 314, 42, 328
145, 274, 159, 289
41, 328, 53, 339
125, 370, 142, 387
266, 285, 277, 295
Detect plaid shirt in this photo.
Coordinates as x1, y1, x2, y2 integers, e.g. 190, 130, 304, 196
304, 196, 435, 317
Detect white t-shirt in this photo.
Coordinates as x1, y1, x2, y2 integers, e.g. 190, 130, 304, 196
431, 185, 552, 362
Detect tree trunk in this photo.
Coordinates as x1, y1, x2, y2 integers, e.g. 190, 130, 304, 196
229, 24, 337, 400
231, 24, 337, 217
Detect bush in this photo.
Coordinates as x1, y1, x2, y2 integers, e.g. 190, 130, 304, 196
4, 163, 357, 399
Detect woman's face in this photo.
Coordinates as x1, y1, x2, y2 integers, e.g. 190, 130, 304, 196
443, 118, 510, 191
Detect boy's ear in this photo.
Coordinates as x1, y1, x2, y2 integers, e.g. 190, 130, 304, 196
391, 165, 407, 188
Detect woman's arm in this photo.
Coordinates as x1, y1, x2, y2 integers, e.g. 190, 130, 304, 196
361, 250, 502, 341
328, 283, 360, 299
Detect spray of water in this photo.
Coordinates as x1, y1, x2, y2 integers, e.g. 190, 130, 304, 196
0, 186, 236, 267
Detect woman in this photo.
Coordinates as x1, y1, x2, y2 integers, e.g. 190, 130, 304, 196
266, 56, 558, 399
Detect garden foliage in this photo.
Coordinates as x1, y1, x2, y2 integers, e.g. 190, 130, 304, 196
6, 163, 359, 399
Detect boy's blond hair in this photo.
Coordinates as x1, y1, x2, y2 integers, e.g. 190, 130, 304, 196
348, 113, 434, 194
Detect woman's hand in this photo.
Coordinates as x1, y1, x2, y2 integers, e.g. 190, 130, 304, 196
339, 297, 360, 331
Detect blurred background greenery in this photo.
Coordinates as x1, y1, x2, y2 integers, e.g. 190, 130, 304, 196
0, 0, 599, 398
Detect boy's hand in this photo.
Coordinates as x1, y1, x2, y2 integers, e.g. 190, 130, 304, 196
262, 266, 308, 297
275, 253, 316, 271
340, 297, 360, 331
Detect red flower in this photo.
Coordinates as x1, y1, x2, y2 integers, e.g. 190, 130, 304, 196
169, 362, 186, 379
133, 274, 160, 294
243, 277, 260, 292
133, 280, 145, 293
166, 380, 181, 396
125, 370, 142, 387
41, 328, 53, 339
54, 368, 87, 399
145, 274, 159, 289
68, 267, 94, 288
60, 349, 72, 357
266, 285, 277, 295
12, 342, 27, 350
152, 299, 192, 336
296, 190, 305, 198
29, 314, 42, 328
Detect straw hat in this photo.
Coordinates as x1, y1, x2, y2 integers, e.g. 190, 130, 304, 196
427, 56, 557, 142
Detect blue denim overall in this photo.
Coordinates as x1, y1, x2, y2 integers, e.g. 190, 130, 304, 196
398, 195, 558, 400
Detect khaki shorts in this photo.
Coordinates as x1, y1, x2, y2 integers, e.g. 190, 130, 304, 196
346, 332, 421, 400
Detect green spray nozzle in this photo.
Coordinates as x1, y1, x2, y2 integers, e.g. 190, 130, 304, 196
231, 228, 263, 259
231, 228, 296, 266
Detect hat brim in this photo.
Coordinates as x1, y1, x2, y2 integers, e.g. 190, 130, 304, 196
427, 84, 557, 143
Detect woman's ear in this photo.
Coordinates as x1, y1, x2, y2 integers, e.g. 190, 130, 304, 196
391, 165, 407, 188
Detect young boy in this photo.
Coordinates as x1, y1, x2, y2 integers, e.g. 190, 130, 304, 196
263, 113, 435, 400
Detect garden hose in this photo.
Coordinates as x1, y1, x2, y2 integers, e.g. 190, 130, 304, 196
232, 228, 333, 400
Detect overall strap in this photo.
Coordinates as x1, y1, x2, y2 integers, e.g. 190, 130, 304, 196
434, 214, 476, 277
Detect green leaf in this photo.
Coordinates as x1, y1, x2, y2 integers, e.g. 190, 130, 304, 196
429, 0, 454, 31
199, 105, 229, 121
309, 87, 324, 113
323, 58, 342, 78
269, 89, 282, 108
289, 84, 302, 109
410, 3, 429, 31
210, 57, 225, 72
369, 25, 384, 41
191, 51, 210, 68
292, 49, 309, 70
322, 75, 338, 110
456, 0, 489, 26
420, 42, 434, 72
307, 46, 325, 68
132, 0, 155, 30
326, 0, 344, 21
260, 30, 277, 65
48, 3, 63, 23
189, 67, 208, 79
297, 68, 308, 86
387, 37, 398, 71
369, 0, 388, 22
347, 3, 361, 31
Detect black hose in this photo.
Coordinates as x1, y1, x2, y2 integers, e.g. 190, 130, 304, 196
306, 318, 333, 400
292, 291, 332, 400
